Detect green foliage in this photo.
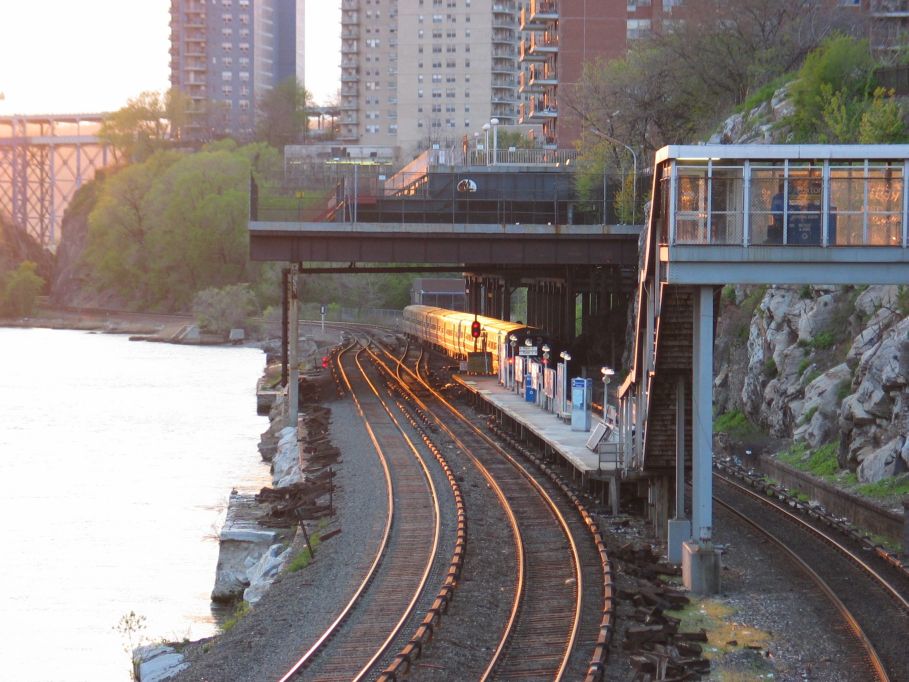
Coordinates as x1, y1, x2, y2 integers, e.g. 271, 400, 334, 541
810, 330, 836, 350
100, 90, 186, 163
83, 145, 272, 312
738, 73, 794, 114
192, 284, 260, 335
895, 285, 909, 316
256, 78, 312, 149
742, 286, 767, 315
780, 441, 839, 478
713, 410, 758, 438
221, 600, 250, 633
0, 260, 45, 317
799, 285, 813, 300
789, 35, 876, 141
763, 357, 778, 379
799, 405, 818, 425
721, 285, 736, 304
797, 358, 812, 376
855, 473, 909, 499
836, 379, 852, 401
288, 546, 313, 572
859, 87, 908, 143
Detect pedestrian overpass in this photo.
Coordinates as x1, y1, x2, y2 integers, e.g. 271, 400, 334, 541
618, 144, 909, 590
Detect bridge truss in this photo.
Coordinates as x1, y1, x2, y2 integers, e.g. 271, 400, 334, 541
0, 114, 114, 248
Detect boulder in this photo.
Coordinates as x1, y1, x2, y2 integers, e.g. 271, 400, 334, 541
211, 492, 282, 602
135, 644, 188, 682
857, 438, 906, 483
793, 363, 851, 447
272, 426, 303, 488
243, 542, 292, 604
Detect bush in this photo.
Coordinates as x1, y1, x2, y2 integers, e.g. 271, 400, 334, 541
221, 600, 250, 633
192, 283, 259, 336
0, 261, 45, 317
714, 410, 758, 438
763, 357, 778, 379
810, 330, 836, 350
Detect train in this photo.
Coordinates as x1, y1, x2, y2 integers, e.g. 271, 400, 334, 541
401, 305, 553, 375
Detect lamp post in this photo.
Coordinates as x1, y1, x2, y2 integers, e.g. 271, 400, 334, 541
509, 334, 518, 390
589, 127, 638, 224
490, 117, 500, 166
601, 366, 615, 421
482, 123, 491, 166
560, 350, 571, 417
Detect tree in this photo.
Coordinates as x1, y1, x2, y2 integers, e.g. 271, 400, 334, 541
144, 150, 252, 309
192, 283, 259, 335
82, 152, 181, 305
256, 78, 312, 149
100, 90, 186, 163
1, 260, 45, 317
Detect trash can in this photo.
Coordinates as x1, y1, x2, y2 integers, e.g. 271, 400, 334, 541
571, 378, 592, 431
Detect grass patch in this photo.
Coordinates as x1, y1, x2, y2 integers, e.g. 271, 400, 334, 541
221, 600, 250, 633
855, 473, 909, 499
763, 357, 778, 379
714, 410, 759, 438
799, 284, 813, 300
837, 379, 852, 401
810, 330, 836, 350
799, 405, 818, 426
722, 284, 737, 304
742, 285, 767, 315
738, 73, 793, 113
797, 358, 812, 376
779, 441, 839, 478
288, 546, 314, 572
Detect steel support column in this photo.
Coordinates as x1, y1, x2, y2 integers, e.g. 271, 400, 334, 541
691, 286, 714, 542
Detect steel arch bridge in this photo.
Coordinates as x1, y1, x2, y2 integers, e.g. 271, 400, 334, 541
0, 113, 114, 249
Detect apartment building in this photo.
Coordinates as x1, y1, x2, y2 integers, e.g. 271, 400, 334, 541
170, 0, 305, 140
340, 0, 522, 155
518, 0, 676, 147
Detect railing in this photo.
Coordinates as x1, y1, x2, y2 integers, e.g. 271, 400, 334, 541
468, 147, 574, 166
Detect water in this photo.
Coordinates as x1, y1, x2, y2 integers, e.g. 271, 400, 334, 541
0, 328, 272, 681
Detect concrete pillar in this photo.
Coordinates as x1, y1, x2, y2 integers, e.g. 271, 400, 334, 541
685, 285, 720, 594
287, 264, 300, 429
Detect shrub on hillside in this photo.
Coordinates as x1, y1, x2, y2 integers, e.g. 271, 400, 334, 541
192, 283, 259, 336
0, 261, 45, 317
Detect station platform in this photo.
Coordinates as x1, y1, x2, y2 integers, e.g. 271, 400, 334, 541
452, 374, 621, 513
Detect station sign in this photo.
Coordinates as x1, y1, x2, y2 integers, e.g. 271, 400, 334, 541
519, 346, 538, 357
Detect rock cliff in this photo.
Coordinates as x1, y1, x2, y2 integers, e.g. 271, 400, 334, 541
710, 89, 909, 487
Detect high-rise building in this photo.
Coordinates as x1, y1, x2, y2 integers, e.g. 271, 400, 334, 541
339, 0, 521, 154
338, 0, 679, 154
170, 0, 305, 140
518, 0, 675, 147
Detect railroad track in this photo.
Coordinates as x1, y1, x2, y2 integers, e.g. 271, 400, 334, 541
365, 339, 603, 680
279, 338, 443, 681
713, 470, 909, 682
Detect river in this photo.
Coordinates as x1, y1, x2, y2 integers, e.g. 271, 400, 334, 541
0, 327, 272, 681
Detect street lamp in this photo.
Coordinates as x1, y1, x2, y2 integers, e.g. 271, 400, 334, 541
482, 123, 491, 166
509, 334, 518, 390
559, 350, 571, 417
601, 366, 615, 421
589, 127, 638, 225
490, 118, 500, 166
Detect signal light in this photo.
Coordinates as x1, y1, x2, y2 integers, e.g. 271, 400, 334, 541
470, 320, 481, 339
322, 356, 330, 368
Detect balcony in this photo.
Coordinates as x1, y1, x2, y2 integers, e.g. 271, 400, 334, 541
520, 0, 558, 30
528, 64, 558, 87
493, 29, 514, 45
524, 97, 559, 121
342, 11, 359, 24
492, 1, 516, 13
519, 71, 543, 93
342, 41, 359, 54
341, 29, 359, 39
341, 71, 360, 82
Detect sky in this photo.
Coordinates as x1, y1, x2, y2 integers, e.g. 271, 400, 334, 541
0, 0, 340, 116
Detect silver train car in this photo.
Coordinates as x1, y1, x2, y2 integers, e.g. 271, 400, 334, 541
402, 305, 547, 374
